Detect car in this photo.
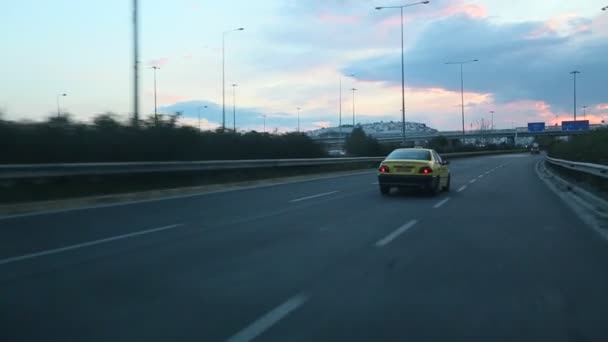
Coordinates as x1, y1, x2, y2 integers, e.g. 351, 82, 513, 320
530, 143, 540, 154
377, 148, 450, 196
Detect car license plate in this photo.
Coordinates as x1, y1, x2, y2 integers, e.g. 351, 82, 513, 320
394, 166, 413, 172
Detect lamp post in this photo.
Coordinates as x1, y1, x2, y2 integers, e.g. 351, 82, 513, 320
583, 105, 587, 120
489, 110, 495, 130
151, 66, 160, 124
262, 115, 267, 133
222, 27, 244, 131
339, 73, 355, 147
56, 93, 67, 117
445, 59, 479, 142
297, 107, 301, 132
351, 88, 357, 127
570, 70, 581, 120
197, 105, 208, 131
231, 84, 238, 132
375, 1, 430, 145
132, 0, 140, 124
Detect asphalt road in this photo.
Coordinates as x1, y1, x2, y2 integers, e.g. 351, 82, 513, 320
1, 154, 607, 342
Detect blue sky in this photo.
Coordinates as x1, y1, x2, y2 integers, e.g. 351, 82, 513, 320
1, 0, 607, 132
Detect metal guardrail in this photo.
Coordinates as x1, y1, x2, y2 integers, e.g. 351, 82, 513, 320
0, 150, 524, 180
546, 156, 608, 179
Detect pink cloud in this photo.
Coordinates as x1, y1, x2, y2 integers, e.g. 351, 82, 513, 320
318, 12, 360, 25
437, 3, 487, 19
596, 103, 608, 111
147, 57, 170, 67
145, 92, 187, 105
312, 121, 331, 128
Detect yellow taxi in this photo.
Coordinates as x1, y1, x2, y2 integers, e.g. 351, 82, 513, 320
377, 148, 450, 195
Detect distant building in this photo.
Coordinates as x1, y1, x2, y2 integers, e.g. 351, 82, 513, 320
307, 121, 437, 139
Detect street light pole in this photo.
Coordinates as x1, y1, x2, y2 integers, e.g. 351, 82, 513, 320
151, 66, 160, 124
132, 0, 140, 125
490, 110, 495, 131
56, 93, 67, 117
262, 115, 267, 133
231, 84, 238, 132
297, 107, 301, 132
222, 28, 244, 132
375, 1, 430, 146
351, 88, 357, 127
583, 105, 587, 119
339, 74, 355, 148
197, 105, 208, 131
570, 70, 580, 120
445, 59, 479, 142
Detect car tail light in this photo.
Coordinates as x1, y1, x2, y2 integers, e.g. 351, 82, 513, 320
379, 165, 389, 173
419, 166, 432, 174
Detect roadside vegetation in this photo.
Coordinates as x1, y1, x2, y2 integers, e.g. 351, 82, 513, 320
0, 113, 326, 164
543, 128, 608, 165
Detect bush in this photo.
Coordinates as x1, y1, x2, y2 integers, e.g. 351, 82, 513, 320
0, 113, 326, 163
547, 128, 608, 164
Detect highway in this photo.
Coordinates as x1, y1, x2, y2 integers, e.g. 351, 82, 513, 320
1, 154, 608, 341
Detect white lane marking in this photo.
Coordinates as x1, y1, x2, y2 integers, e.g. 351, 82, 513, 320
457, 185, 467, 192
0, 224, 182, 266
375, 220, 418, 247
289, 191, 339, 203
433, 197, 451, 209
0, 171, 376, 221
227, 293, 309, 342
485, 171, 491, 175
469, 179, 477, 184
478, 175, 484, 179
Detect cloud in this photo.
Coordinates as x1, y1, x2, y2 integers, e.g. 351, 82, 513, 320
147, 57, 170, 67
345, 13, 608, 113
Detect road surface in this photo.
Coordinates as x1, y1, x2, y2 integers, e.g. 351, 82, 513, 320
1, 154, 607, 341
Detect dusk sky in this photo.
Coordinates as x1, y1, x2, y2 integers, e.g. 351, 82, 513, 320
1, 0, 607, 132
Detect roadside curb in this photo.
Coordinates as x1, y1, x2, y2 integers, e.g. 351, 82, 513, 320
536, 160, 608, 240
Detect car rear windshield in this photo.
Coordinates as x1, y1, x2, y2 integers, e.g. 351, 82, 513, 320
386, 150, 431, 161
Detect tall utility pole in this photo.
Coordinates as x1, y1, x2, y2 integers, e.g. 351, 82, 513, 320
445, 59, 479, 142
222, 28, 244, 131
231, 83, 238, 132
375, 1, 430, 145
490, 110, 495, 131
132, 0, 140, 125
197, 105, 207, 131
56, 93, 67, 117
339, 74, 355, 147
351, 88, 357, 127
583, 105, 587, 119
297, 107, 301, 132
151, 66, 160, 124
570, 70, 581, 120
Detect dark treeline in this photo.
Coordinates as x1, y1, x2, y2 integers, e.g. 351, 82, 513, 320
544, 128, 608, 164
0, 113, 326, 164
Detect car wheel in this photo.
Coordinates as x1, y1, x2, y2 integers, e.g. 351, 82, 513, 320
443, 174, 451, 192
380, 184, 390, 195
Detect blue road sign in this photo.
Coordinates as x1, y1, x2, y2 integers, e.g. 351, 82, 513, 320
527, 122, 546, 132
561, 120, 590, 131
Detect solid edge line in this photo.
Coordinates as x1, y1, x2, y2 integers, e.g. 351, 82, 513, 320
0, 171, 376, 220
226, 293, 309, 342
469, 179, 477, 184
0, 224, 182, 266
433, 197, 451, 209
375, 220, 418, 247
457, 185, 467, 192
289, 191, 339, 203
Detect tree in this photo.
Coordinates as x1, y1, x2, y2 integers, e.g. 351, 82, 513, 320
345, 127, 382, 156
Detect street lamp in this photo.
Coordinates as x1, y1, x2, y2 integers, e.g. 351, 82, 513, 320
297, 107, 301, 132
222, 27, 244, 131
375, 1, 430, 145
150, 66, 160, 124
351, 88, 357, 127
583, 105, 587, 119
132, 0, 140, 124
56, 93, 67, 117
489, 110, 495, 131
231, 83, 238, 132
570, 70, 581, 120
262, 114, 267, 133
445, 59, 479, 142
339, 73, 355, 147
197, 105, 208, 131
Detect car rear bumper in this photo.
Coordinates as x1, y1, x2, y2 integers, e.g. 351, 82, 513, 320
378, 174, 438, 188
